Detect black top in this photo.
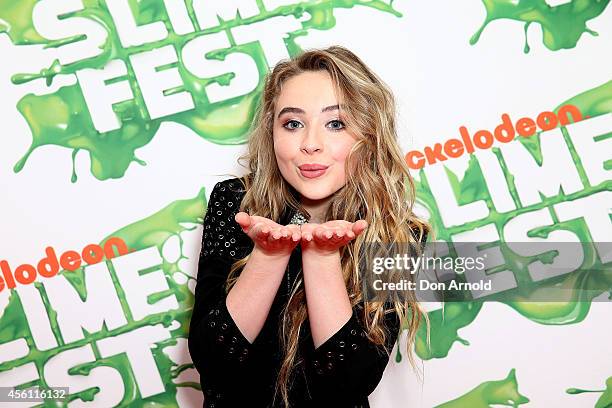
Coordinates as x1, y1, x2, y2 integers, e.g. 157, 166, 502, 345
188, 177, 418, 408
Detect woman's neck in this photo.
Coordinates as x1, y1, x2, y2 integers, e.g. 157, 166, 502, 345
300, 195, 332, 224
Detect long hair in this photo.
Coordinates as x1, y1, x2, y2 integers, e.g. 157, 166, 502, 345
225, 45, 431, 407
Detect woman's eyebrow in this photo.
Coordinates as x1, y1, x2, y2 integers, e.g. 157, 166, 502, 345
321, 104, 339, 113
277, 104, 340, 119
277, 107, 304, 118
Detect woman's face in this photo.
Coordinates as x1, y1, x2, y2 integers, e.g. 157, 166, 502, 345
273, 71, 357, 203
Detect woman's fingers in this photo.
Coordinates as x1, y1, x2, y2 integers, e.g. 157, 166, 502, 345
254, 223, 270, 240
245, 218, 366, 250
252, 224, 301, 249
271, 229, 280, 240
236, 216, 300, 256
353, 220, 368, 235
284, 224, 301, 242
268, 229, 280, 244
235, 212, 251, 231
334, 229, 345, 241
305, 223, 363, 246
315, 228, 327, 241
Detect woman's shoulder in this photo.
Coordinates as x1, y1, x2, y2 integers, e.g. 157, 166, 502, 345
207, 177, 246, 216
210, 175, 249, 196
202, 175, 252, 260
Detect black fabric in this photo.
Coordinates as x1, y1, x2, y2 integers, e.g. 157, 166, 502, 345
188, 176, 425, 408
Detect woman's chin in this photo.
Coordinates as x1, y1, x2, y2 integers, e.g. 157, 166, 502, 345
298, 188, 339, 202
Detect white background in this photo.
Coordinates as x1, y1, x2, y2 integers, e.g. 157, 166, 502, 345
1, 1, 611, 406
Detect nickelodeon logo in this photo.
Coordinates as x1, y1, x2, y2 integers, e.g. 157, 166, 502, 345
0, 237, 130, 292
406, 105, 583, 169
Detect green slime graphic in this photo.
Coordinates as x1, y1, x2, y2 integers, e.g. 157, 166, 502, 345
434, 369, 529, 408
567, 376, 612, 408
1, 0, 400, 181
470, 0, 610, 53
2, 1, 611, 405
409, 78, 612, 362
0, 187, 207, 407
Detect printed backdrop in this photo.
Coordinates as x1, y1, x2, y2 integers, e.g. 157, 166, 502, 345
0, 1, 610, 407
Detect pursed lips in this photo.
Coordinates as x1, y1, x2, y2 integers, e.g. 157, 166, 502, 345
298, 163, 329, 179
298, 163, 329, 171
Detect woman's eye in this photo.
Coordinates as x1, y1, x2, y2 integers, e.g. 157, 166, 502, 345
283, 120, 303, 130
327, 119, 345, 131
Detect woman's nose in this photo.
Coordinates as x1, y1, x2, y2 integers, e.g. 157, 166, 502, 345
300, 128, 323, 154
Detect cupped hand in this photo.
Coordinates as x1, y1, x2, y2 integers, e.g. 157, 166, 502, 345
235, 212, 301, 256
300, 220, 368, 255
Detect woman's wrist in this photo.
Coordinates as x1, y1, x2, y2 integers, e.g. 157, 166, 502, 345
251, 245, 293, 261
301, 247, 341, 271
301, 246, 340, 258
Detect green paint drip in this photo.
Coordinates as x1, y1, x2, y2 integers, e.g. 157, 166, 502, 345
555, 80, 612, 118
435, 368, 530, 408
0, 0, 45, 44
567, 376, 612, 408
470, 0, 610, 53
412, 302, 481, 360
12, 84, 158, 180
12, 59, 63, 87
409, 79, 612, 361
2, 0, 401, 180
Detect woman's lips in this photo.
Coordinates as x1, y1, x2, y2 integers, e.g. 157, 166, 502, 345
299, 167, 328, 178
298, 163, 329, 179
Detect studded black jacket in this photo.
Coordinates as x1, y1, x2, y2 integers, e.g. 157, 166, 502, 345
188, 176, 419, 408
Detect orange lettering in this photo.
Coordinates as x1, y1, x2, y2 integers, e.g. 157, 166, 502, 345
38, 247, 59, 278
424, 143, 447, 165
473, 130, 493, 149
0, 260, 16, 289
558, 104, 583, 125
15, 264, 36, 285
406, 151, 425, 169
82, 244, 104, 265
459, 126, 475, 154
104, 237, 130, 259
494, 114, 515, 143
444, 139, 464, 158
536, 111, 558, 131
60, 250, 82, 271
516, 117, 536, 137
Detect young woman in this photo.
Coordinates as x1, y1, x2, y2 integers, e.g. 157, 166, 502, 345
188, 45, 430, 408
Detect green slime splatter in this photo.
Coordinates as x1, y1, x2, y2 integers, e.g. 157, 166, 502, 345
410, 78, 612, 361
1, 0, 401, 181
567, 375, 612, 408
470, 0, 610, 53
0, 187, 207, 407
434, 368, 530, 408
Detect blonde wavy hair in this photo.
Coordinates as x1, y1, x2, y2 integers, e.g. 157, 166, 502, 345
225, 45, 431, 407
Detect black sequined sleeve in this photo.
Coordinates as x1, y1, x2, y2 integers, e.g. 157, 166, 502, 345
304, 231, 428, 402
304, 303, 401, 402
187, 180, 255, 406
